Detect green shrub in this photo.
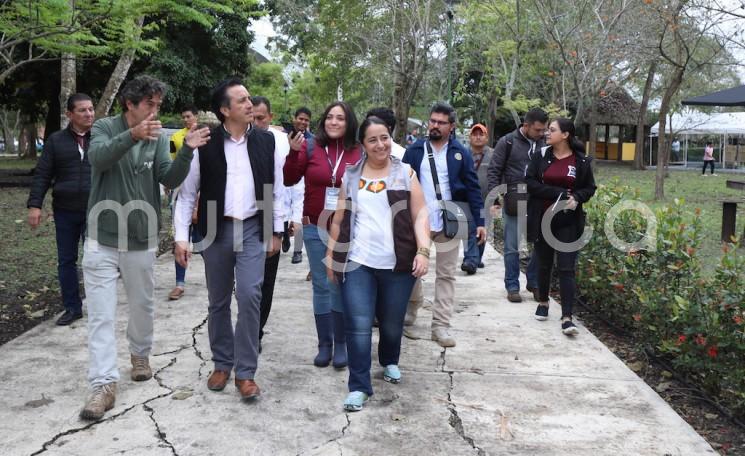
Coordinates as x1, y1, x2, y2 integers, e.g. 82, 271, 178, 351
578, 182, 745, 416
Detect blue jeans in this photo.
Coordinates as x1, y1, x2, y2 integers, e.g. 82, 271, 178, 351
502, 209, 538, 291
54, 208, 86, 314
462, 219, 485, 267
174, 225, 203, 286
341, 263, 416, 396
303, 224, 342, 314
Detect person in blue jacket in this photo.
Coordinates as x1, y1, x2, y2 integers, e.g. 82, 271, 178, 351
401, 102, 485, 348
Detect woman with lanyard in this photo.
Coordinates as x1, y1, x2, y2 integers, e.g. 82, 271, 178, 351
284, 101, 361, 369
525, 118, 596, 336
325, 116, 430, 411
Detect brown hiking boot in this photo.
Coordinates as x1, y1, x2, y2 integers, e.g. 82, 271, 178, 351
130, 355, 152, 381
80, 383, 117, 420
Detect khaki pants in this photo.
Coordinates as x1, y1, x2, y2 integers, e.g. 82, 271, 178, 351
407, 231, 460, 329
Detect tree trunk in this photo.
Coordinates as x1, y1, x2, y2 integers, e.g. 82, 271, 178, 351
505, 51, 520, 128
60, 53, 76, 129
19, 120, 37, 158
633, 61, 656, 170
587, 99, 597, 160
488, 95, 498, 146
655, 68, 684, 200
95, 16, 145, 118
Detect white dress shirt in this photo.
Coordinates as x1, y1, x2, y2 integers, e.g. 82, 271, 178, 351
419, 141, 451, 232
390, 141, 406, 160
174, 125, 285, 242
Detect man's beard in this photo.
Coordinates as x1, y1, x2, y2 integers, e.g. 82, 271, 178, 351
429, 129, 442, 140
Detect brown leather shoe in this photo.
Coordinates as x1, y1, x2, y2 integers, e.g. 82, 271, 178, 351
168, 287, 184, 300
235, 379, 261, 399
207, 370, 230, 391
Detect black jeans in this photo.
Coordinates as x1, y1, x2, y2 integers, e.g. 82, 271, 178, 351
702, 160, 715, 174
535, 225, 579, 319
54, 208, 86, 314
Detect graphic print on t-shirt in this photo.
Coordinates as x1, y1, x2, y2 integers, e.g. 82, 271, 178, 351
358, 178, 387, 193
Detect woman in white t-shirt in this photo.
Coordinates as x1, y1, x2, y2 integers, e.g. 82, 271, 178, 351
326, 116, 430, 412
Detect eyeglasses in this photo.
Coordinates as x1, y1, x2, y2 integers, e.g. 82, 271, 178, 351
428, 119, 451, 126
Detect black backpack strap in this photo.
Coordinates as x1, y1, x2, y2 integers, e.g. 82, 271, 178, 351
426, 141, 444, 203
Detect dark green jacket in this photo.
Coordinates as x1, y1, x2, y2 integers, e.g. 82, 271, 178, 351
87, 114, 193, 250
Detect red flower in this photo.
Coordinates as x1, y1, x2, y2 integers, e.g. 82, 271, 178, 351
613, 283, 625, 291
694, 334, 706, 346
734, 315, 744, 325
632, 313, 642, 322
707, 345, 718, 358
675, 335, 686, 346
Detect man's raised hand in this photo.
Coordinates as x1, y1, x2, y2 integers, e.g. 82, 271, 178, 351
184, 125, 211, 149
130, 113, 162, 142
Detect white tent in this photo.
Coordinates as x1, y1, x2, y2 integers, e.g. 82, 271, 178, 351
649, 110, 745, 167
650, 111, 745, 135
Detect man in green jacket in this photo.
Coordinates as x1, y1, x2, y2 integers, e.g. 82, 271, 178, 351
79, 75, 210, 420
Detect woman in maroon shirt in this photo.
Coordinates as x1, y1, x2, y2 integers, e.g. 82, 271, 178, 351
284, 101, 361, 368
525, 118, 596, 336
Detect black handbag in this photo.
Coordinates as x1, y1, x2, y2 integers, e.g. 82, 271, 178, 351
426, 142, 471, 239
503, 182, 528, 216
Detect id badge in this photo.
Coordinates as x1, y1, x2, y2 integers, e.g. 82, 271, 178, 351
324, 187, 340, 210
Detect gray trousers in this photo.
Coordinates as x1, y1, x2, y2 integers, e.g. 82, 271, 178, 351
202, 217, 265, 380
82, 241, 156, 388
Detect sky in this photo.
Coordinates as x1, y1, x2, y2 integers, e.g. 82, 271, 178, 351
250, 15, 276, 61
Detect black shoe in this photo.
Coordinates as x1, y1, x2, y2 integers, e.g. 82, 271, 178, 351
561, 320, 579, 336
291, 251, 303, 264
526, 285, 540, 302
478, 262, 485, 269
461, 263, 477, 275
534, 305, 549, 321
56, 310, 83, 326
282, 231, 291, 253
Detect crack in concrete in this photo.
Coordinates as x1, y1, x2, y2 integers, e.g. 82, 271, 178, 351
30, 403, 142, 455
142, 357, 179, 455
191, 316, 209, 378
31, 357, 180, 455
297, 412, 352, 456
440, 348, 486, 456
153, 345, 190, 357
341, 412, 351, 436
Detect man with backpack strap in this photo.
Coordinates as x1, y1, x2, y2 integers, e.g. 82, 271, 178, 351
486, 108, 548, 303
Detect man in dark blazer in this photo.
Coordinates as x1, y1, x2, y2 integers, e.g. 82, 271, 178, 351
27, 93, 94, 326
402, 102, 485, 348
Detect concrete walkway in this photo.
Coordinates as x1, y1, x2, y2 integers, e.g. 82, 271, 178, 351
1, 244, 715, 455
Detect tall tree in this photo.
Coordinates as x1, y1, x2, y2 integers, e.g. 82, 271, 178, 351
650, 0, 735, 199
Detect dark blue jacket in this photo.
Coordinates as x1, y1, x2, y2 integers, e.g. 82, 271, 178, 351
403, 139, 485, 226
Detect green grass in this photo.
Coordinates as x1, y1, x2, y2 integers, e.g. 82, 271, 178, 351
0, 157, 37, 170
0, 188, 60, 318
594, 163, 745, 269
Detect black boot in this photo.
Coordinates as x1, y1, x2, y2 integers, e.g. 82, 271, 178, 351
313, 313, 333, 367
332, 311, 347, 369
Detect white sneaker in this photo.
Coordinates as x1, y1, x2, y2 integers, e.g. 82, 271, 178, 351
431, 327, 456, 347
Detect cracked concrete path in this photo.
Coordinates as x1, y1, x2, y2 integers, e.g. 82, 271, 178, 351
0, 243, 715, 455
